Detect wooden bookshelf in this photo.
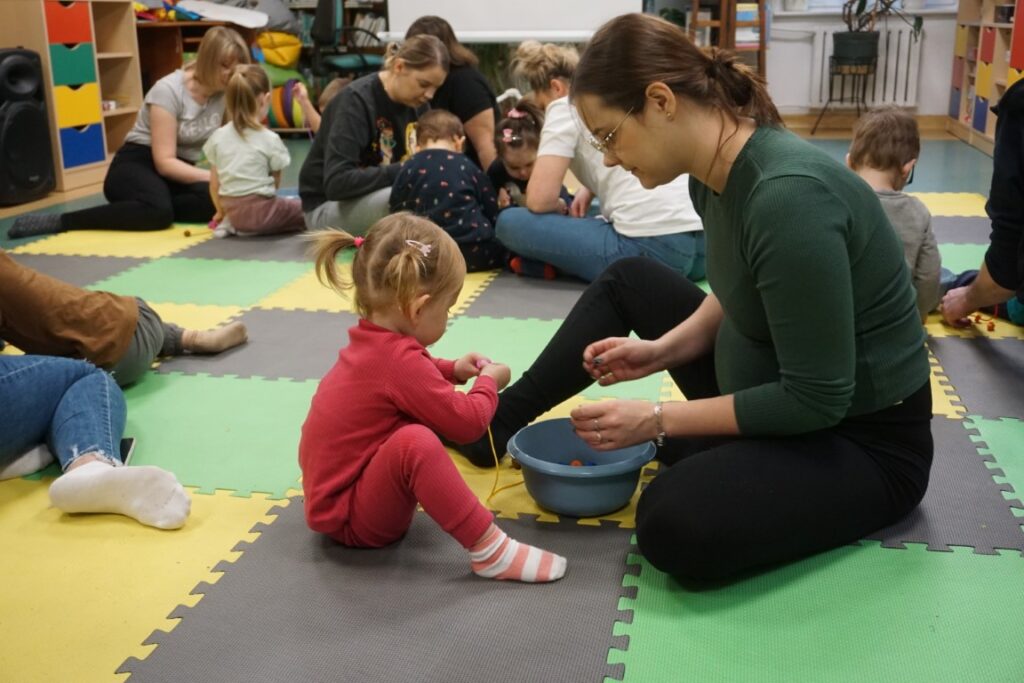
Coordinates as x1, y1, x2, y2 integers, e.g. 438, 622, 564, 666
947, 0, 1023, 154
687, 0, 767, 77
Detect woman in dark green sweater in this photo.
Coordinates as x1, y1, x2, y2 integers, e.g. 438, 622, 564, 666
455, 13, 933, 581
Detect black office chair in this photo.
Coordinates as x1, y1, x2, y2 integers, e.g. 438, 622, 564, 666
310, 0, 385, 78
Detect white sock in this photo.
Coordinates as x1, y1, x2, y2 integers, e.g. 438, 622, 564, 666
0, 445, 55, 480
48, 461, 191, 529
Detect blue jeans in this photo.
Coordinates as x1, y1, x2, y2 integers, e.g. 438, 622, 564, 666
0, 355, 125, 471
495, 207, 706, 283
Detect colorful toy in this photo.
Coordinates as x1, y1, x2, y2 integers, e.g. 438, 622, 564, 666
265, 79, 307, 130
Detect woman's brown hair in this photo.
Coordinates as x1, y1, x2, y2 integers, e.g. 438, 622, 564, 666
311, 213, 464, 318
405, 16, 478, 68
225, 65, 271, 135
189, 26, 252, 91
383, 34, 450, 74
571, 13, 781, 127
511, 41, 578, 94
494, 98, 544, 155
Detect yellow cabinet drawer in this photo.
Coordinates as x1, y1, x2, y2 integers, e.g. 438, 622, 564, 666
53, 83, 102, 128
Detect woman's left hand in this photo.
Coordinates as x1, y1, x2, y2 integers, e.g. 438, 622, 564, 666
569, 400, 658, 450
454, 352, 490, 382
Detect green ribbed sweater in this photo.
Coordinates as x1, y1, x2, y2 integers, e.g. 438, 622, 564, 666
690, 126, 929, 435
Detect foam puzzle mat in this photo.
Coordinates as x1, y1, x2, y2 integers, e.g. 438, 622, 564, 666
2, 167, 1023, 681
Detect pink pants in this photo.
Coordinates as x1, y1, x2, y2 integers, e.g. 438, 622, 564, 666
219, 194, 305, 235
334, 424, 494, 549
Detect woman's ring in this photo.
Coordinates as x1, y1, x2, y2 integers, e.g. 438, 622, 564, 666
596, 431, 603, 444
593, 419, 600, 431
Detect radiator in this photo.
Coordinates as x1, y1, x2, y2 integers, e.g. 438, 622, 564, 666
809, 25, 924, 108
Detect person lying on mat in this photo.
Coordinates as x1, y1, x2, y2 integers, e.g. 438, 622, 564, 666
8, 27, 251, 238
0, 249, 247, 387
300, 213, 566, 583
452, 13, 933, 583
0, 355, 190, 529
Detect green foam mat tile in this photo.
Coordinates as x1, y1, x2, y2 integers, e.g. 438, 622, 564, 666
7, 253, 149, 287
433, 316, 669, 402
609, 541, 1024, 683
937, 243, 989, 276
156, 308, 357, 381
966, 416, 1024, 512
90, 257, 310, 307
123, 373, 313, 498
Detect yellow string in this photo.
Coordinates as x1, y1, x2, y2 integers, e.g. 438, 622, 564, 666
485, 426, 524, 503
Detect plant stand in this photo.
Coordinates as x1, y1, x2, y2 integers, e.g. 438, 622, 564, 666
811, 56, 878, 134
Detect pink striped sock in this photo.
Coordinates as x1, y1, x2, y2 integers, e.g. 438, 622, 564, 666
469, 524, 566, 583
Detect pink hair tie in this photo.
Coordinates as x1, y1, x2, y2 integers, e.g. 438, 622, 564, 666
501, 128, 515, 143
353, 236, 365, 248
507, 108, 526, 119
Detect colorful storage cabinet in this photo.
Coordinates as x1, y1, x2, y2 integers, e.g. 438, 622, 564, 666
44, 1, 105, 170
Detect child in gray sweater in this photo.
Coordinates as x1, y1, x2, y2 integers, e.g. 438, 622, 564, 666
847, 106, 940, 322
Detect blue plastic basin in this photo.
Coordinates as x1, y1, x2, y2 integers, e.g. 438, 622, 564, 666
507, 418, 657, 517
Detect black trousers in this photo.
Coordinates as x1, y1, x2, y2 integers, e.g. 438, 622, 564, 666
493, 257, 933, 581
62, 143, 215, 232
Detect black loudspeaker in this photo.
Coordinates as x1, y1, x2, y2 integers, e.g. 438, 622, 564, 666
0, 48, 55, 205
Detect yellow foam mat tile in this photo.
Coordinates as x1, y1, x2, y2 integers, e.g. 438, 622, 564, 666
146, 302, 245, 332
452, 270, 498, 315
11, 225, 211, 259
660, 374, 688, 403
257, 268, 351, 313
925, 312, 1024, 341
1, 344, 24, 356
929, 351, 965, 419
450, 397, 656, 528
0, 478, 281, 683
907, 192, 987, 218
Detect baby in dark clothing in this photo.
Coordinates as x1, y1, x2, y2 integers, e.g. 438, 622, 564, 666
389, 110, 507, 272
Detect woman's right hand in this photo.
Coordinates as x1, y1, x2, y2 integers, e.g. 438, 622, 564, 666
582, 338, 663, 386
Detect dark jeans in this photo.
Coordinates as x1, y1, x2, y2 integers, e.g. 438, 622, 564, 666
490, 257, 934, 581
62, 143, 215, 232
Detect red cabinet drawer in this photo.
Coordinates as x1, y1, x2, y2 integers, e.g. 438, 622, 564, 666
44, 2, 92, 44
980, 27, 995, 63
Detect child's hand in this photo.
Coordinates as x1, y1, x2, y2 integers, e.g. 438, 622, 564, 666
569, 188, 594, 218
292, 82, 309, 105
454, 352, 490, 382
212, 210, 223, 224
498, 188, 511, 209
479, 362, 511, 390
556, 198, 569, 215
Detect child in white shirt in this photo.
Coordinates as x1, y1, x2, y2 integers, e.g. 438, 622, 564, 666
203, 65, 305, 236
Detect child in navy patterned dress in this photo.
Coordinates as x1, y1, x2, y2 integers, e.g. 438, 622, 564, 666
389, 110, 506, 271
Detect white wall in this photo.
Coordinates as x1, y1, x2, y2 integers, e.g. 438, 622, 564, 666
654, 0, 956, 115
768, 10, 956, 114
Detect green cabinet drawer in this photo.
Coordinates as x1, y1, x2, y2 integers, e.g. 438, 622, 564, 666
49, 43, 96, 86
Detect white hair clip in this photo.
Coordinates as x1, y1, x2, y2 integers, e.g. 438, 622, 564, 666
405, 240, 432, 257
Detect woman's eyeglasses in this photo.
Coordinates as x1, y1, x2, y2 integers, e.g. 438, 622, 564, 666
573, 106, 634, 154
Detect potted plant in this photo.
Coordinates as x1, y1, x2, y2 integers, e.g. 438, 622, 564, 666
835, 0, 924, 65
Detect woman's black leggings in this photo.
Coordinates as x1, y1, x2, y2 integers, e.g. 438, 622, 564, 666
61, 143, 215, 232
493, 257, 934, 581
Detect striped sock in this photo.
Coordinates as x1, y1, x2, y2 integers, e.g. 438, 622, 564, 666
469, 524, 566, 583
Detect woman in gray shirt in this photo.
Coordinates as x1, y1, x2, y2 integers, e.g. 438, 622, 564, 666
9, 27, 250, 238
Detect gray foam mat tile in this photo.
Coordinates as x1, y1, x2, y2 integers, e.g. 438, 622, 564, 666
463, 270, 586, 320
176, 233, 311, 262
930, 216, 991, 245
865, 415, 1024, 553
927, 336, 1024, 419
7, 253, 148, 287
118, 499, 633, 683
156, 308, 356, 380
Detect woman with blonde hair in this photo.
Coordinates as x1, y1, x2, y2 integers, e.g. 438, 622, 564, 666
299, 35, 449, 233
491, 39, 704, 282
10, 27, 251, 237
